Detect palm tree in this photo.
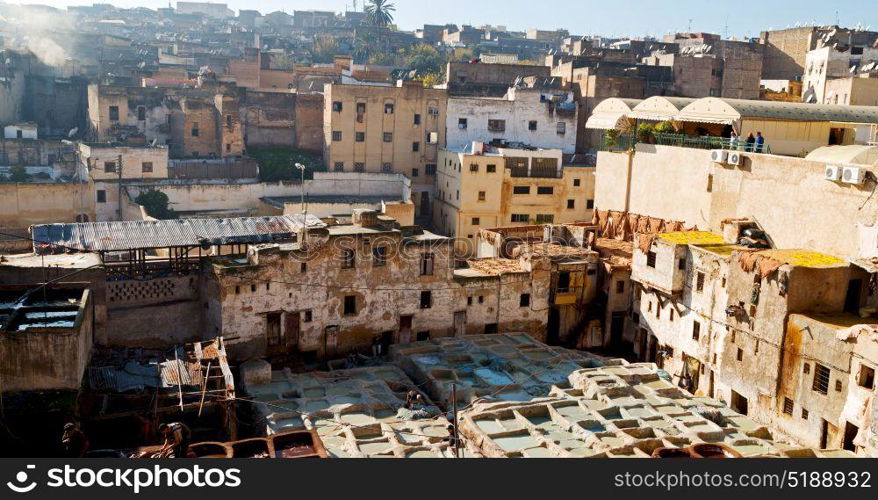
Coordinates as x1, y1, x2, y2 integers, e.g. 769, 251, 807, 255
364, 0, 395, 28
364, 0, 395, 51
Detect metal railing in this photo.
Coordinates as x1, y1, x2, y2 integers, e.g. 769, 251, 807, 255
599, 133, 771, 154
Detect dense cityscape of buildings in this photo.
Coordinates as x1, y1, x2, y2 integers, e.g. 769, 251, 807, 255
0, 0, 877, 459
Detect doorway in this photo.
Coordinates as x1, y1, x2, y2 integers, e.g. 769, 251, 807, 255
453, 311, 466, 338
284, 312, 300, 351
546, 308, 560, 345
610, 313, 625, 352
820, 419, 834, 449
845, 279, 863, 315
324, 326, 339, 359
730, 390, 748, 415
398, 315, 413, 344
843, 422, 859, 452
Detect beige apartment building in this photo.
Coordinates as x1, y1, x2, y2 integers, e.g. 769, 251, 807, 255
434, 141, 594, 256
323, 82, 447, 217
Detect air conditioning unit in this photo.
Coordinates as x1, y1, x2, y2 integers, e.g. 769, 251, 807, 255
727, 151, 743, 166
824, 165, 842, 181
710, 149, 728, 163
842, 166, 865, 185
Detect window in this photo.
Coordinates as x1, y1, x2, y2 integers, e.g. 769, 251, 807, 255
191, 123, 199, 137
458, 118, 468, 129
835, 380, 843, 392
104, 161, 116, 174
382, 163, 393, 173
226, 143, 231, 153
356, 102, 366, 114
783, 398, 794, 415
373, 246, 387, 267
803, 363, 810, 374
586, 199, 594, 209
469, 164, 479, 172
471, 217, 480, 225
334, 162, 345, 172
615, 281, 624, 294
858, 364, 875, 389
332, 131, 342, 142
528, 120, 538, 131
355, 132, 365, 142
341, 249, 356, 269
344, 295, 357, 315
513, 186, 531, 195
411, 168, 419, 177
478, 191, 486, 201
812, 363, 831, 394
137, 106, 146, 121
696, 272, 705, 292
557, 271, 571, 293
235, 286, 240, 295
385, 103, 394, 114
537, 186, 554, 195
706, 174, 713, 192
416, 331, 430, 341
478, 296, 484, 304
736, 348, 744, 361
300, 262, 307, 273
520, 293, 531, 307
678, 258, 686, 270
511, 214, 529, 223
573, 178, 581, 187
96, 190, 106, 203
425, 164, 436, 175
567, 199, 575, 209
332, 101, 343, 112
420, 253, 434, 276
303, 310, 313, 323
487, 119, 506, 132
487, 164, 496, 173
420, 291, 432, 309
412, 142, 420, 152
109, 106, 119, 121
413, 114, 421, 125
428, 107, 439, 116
354, 163, 365, 172
646, 251, 657, 268
536, 214, 554, 223
226, 115, 233, 128
142, 162, 153, 173
692, 321, 701, 341
852, 46, 865, 55
383, 132, 393, 142
467, 296, 473, 306
801, 408, 809, 420
557, 122, 566, 135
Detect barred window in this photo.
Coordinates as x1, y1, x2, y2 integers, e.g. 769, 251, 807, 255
783, 397, 794, 415
812, 363, 830, 394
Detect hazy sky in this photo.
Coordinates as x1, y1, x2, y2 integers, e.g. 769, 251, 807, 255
5, 0, 878, 39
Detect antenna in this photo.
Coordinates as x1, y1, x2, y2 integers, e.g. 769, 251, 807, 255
688, 18, 693, 33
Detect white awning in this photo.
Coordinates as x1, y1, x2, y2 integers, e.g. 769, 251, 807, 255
584, 112, 629, 130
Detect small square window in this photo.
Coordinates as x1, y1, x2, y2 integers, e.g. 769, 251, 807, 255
383, 132, 393, 142
425, 164, 436, 175
420, 290, 432, 309
858, 364, 875, 389
520, 293, 531, 307
344, 295, 357, 315
478, 191, 486, 201
108, 105, 119, 121
471, 217, 480, 225
573, 178, 581, 187
567, 199, 575, 209
341, 249, 356, 269
382, 163, 393, 173
487, 164, 496, 173
478, 296, 484, 304
470, 164, 479, 172
355, 132, 365, 142
412, 142, 420, 152
332, 131, 342, 141
332, 101, 343, 112
586, 199, 594, 209
334, 162, 345, 172
615, 281, 624, 294
458, 118, 468, 129
354, 163, 365, 172
385, 103, 394, 114
96, 190, 107, 203
412, 168, 419, 177
303, 310, 313, 322
104, 161, 117, 174
413, 114, 421, 125
528, 120, 538, 131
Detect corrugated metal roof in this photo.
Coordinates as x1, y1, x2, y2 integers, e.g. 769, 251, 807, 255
31, 214, 326, 253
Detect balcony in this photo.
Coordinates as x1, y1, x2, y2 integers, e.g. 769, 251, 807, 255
599, 132, 772, 155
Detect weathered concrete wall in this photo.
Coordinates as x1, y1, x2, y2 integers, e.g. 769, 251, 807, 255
124, 173, 411, 217
295, 93, 324, 153
103, 275, 204, 348
0, 289, 93, 392
0, 182, 90, 231
595, 145, 878, 259
0, 69, 26, 125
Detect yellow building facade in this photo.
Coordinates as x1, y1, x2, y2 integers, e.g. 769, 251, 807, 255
434, 142, 595, 256
323, 82, 447, 217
